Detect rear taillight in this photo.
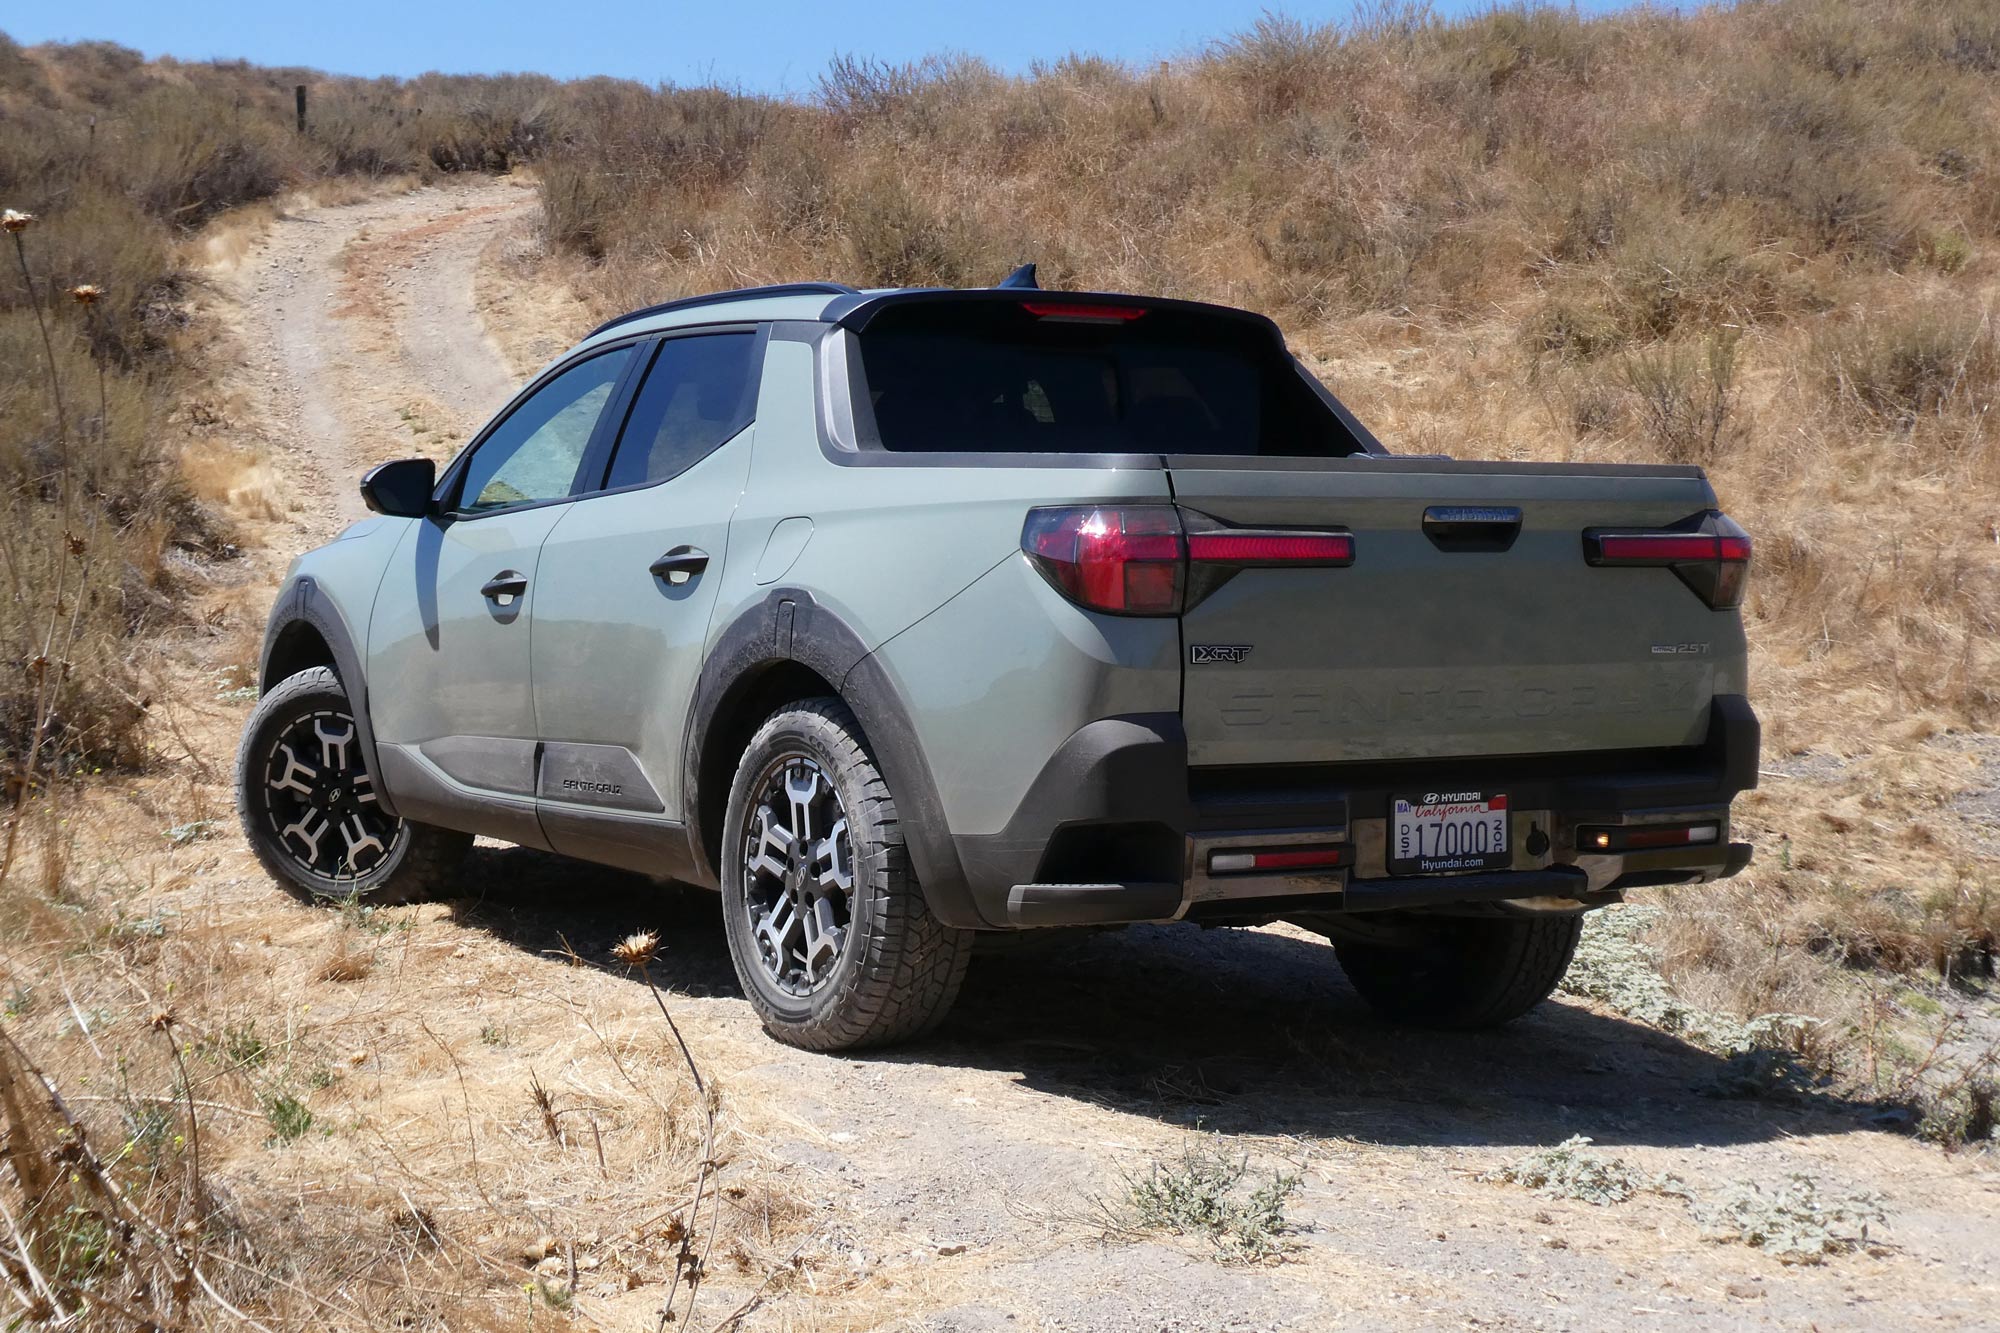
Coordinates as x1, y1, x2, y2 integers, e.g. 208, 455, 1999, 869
1022, 507, 1355, 615
1023, 506, 1185, 615
1583, 512, 1751, 609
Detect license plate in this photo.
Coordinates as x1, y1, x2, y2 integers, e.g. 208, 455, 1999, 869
1390, 791, 1510, 875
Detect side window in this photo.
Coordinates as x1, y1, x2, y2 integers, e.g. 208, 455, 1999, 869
604, 333, 758, 490
456, 346, 634, 513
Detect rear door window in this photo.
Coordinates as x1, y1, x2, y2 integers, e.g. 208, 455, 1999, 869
604, 332, 759, 489
851, 301, 1362, 457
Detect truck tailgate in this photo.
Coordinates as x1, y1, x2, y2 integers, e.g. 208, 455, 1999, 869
1167, 457, 1744, 767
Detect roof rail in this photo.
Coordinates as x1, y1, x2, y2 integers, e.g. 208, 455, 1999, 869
585, 282, 861, 339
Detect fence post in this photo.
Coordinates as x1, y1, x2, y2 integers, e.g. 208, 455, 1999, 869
295, 84, 307, 134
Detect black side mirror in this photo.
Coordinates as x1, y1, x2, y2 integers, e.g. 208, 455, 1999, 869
359, 458, 437, 518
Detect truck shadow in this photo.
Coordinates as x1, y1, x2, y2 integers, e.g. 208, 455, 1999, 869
446, 845, 1894, 1152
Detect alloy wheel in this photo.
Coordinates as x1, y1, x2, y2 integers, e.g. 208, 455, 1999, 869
740, 754, 854, 996
256, 708, 402, 883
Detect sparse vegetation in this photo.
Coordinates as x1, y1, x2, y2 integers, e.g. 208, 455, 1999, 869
1118, 1134, 1301, 1262
1479, 1135, 1659, 1206
1694, 1173, 1886, 1264
1485, 1137, 1885, 1265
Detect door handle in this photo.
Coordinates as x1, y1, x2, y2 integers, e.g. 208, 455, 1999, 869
481, 570, 529, 604
649, 545, 710, 585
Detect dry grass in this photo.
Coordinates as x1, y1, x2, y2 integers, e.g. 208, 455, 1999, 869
515, 0, 2000, 1096
1, 11, 1998, 1327
0, 747, 828, 1329
0, 33, 578, 784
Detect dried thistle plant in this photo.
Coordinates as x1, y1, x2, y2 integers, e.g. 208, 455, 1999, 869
70, 284, 108, 438
614, 929, 719, 1330
5, 206, 66, 446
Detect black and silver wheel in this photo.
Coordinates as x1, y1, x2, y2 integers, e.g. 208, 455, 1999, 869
1332, 913, 1583, 1029
720, 698, 971, 1051
235, 667, 469, 904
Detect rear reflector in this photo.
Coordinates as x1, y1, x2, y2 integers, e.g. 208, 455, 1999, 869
1583, 512, 1752, 609
1579, 823, 1720, 852
1186, 531, 1355, 566
1021, 301, 1148, 322
1209, 845, 1351, 874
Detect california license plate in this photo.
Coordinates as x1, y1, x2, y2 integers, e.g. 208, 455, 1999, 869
1390, 791, 1510, 875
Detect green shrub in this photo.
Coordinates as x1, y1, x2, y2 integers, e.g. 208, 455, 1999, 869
262, 1092, 313, 1145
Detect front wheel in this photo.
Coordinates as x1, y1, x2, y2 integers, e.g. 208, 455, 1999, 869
720, 698, 971, 1051
235, 666, 470, 904
1332, 914, 1583, 1029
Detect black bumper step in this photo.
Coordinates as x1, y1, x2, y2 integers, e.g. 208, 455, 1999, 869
1006, 881, 1182, 927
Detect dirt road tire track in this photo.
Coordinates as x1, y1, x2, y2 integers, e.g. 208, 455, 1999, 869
207, 184, 2000, 1332
220, 181, 534, 537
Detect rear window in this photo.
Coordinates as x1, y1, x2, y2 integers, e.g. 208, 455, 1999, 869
850, 301, 1363, 457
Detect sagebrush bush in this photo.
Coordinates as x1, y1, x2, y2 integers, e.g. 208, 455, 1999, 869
1620, 334, 1740, 464
1816, 304, 2000, 428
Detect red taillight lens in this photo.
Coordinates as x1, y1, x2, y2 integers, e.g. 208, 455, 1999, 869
1023, 506, 1185, 615
1024, 509, 1357, 615
1187, 531, 1355, 566
1593, 534, 1721, 562
1021, 301, 1148, 322
1583, 513, 1752, 609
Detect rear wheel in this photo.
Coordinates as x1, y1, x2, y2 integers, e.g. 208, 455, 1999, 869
236, 667, 469, 904
1332, 914, 1583, 1029
720, 698, 971, 1051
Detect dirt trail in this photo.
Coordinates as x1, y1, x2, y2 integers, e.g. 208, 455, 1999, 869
180, 184, 2000, 1331
220, 181, 534, 536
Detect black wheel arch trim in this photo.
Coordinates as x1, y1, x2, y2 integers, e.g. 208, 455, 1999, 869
257, 577, 399, 819
683, 589, 981, 927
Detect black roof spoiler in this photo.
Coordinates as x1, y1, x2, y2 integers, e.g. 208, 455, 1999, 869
820, 287, 1285, 340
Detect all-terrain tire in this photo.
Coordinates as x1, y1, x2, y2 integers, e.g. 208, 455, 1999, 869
720, 698, 972, 1051
236, 666, 470, 905
1333, 914, 1584, 1029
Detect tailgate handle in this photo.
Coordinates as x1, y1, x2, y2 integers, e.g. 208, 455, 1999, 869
1422, 505, 1521, 553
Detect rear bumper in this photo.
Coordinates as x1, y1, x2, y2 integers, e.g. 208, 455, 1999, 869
953, 695, 1759, 929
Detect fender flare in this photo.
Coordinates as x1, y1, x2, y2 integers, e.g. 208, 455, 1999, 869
257, 577, 399, 819
682, 590, 982, 928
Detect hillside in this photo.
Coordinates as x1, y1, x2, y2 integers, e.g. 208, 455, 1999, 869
0, 3, 1996, 1328
533, 0, 1999, 1090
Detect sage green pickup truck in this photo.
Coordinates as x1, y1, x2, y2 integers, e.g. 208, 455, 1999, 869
238, 273, 1756, 1050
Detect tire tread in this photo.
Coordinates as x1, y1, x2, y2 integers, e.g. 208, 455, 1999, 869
235, 666, 469, 906
723, 698, 972, 1051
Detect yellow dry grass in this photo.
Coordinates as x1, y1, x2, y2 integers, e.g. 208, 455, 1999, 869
522, 0, 2000, 1021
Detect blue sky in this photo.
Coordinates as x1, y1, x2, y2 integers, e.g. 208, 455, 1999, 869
6, 1, 1647, 94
